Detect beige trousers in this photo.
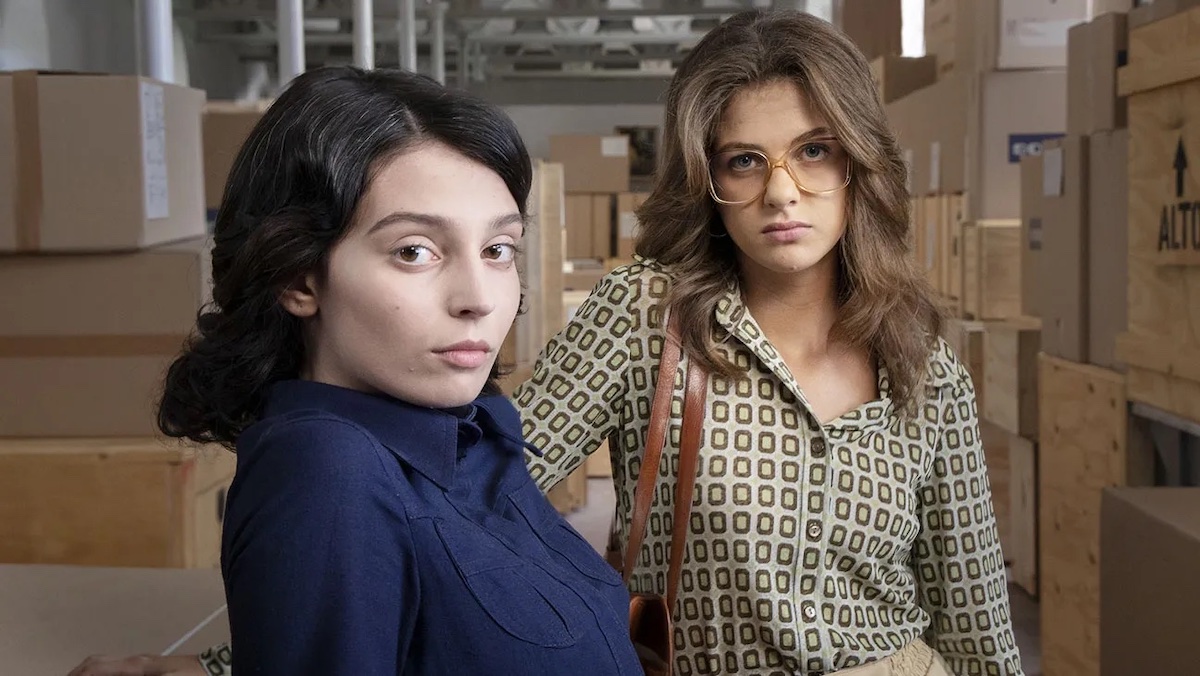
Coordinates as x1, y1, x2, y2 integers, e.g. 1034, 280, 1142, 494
831, 639, 952, 676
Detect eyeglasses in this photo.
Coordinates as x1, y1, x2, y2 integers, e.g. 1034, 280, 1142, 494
707, 138, 852, 205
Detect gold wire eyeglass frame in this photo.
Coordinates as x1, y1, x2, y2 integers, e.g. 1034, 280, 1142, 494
706, 143, 854, 205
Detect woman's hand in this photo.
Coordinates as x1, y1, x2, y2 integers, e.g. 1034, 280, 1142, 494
66, 654, 206, 676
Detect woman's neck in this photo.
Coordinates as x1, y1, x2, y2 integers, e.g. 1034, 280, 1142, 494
738, 252, 841, 357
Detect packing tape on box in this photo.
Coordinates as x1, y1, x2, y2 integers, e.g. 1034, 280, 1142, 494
0, 334, 190, 358
12, 71, 42, 252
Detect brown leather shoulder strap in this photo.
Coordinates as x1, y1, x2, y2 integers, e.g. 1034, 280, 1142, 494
621, 310, 709, 612
667, 356, 707, 610
621, 310, 683, 582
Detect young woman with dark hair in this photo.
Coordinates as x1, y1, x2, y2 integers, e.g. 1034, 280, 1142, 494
69, 64, 643, 676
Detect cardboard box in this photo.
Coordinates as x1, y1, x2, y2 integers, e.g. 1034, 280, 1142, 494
924, 0, 973, 76
976, 0, 1094, 71
616, 192, 649, 259
0, 438, 234, 567
926, 0, 1130, 76
838, 0, 903, 62
887, 74, 969, 196
1067, 12, 1129, 136
0, 239, 211, 436
1040, 136, 1090, 362
1087, 128, 1129, 371
1019, 152, 1045, 317
966, 69, 1068, 220
563, 194, 614, 260
202, 101, 267, 214
869, 55, 937, 104
548, 134, 630, 194
0, 71, 206, 252
1101, 488, 1200, 676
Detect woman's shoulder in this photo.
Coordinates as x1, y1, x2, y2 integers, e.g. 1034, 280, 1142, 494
588, 255, 676, 306
923, 334, 975, 396
237, 410, 395, 487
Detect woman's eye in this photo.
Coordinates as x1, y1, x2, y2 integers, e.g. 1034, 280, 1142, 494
393, 245, 435, 264
729, 154, 761, 171
799, 144, 829, 161
484, 243, 517, 263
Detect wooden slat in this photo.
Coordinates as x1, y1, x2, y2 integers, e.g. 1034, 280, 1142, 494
1037, 355, 1155, 676
1009, 434, 1038, 597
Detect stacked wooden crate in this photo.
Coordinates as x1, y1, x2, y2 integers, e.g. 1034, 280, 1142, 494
1032, 4, 1200, 675
895, 2, 1149, 598
0, 71, 235, 568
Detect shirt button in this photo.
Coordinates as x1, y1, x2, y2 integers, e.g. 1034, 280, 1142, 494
811, 438, 827, 457
808, 523, 822, 539
803, 602, 818, 621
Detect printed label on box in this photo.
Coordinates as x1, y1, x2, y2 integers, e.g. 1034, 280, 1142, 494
140, 82, 170, 220
1008, 133, 1063, 164
1028, 217, 1043, 251
601, 136, 630, 158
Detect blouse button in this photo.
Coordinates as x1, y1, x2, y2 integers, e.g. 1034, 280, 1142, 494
811, 437, 827, 458
808, 523, 822, 539
802, 602, 818, 621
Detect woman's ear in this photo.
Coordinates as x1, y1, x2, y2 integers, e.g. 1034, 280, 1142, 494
279, 273, 320, 318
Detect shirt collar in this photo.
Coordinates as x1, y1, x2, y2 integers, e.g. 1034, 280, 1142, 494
262, 380, 539, 489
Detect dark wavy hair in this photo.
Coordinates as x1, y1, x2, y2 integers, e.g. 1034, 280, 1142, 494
159, 66, 533, 448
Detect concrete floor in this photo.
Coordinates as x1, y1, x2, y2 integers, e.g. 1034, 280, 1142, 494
566, 478, 1043, 676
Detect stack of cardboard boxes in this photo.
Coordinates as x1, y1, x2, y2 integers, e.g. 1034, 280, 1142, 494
0, 71, 235, 568
550, 132, 650, 294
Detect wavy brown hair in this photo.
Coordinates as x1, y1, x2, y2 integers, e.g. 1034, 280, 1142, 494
637, 8, 945, 415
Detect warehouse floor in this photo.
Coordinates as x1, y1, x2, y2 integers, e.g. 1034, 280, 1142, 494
566, 479, 1043, 675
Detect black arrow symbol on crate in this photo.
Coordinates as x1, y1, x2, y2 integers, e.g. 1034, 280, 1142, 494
1175, 138, 1188, 199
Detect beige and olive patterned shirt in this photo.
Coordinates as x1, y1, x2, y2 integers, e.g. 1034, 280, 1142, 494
197, 256, 1022, 676
516, 257, 1024, 676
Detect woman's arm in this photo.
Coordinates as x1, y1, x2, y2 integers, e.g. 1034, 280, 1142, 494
513, 267, 643, 492
913, 369, 1026, 675
223, 417, 418, 675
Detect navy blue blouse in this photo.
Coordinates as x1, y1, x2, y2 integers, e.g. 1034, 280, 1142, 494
220, 379, 643, 675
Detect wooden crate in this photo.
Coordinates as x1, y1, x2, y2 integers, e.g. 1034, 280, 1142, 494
962, 219, 1021, 320
983, 318, 1042, 439
1009, 434, 1038, 597
919, 195, 944, 291
547, 466, 589, 514
909, 197, 923, 266
1037, 355, 1155, 676
1114, 7, 1200, 425
0, 439, 235, 568
586, 437, 614, 478
515, 160, 566, 364
940, 193, 966, 304
943, 318, 986, 407
980, 420, 1012, 564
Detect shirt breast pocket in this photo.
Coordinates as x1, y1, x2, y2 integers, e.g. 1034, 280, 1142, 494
510, 484, 625, 589
433, 518, 586, 648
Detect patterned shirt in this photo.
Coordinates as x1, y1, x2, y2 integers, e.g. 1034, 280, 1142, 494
197, 256, 1024, 676
515, 258, 1024, 676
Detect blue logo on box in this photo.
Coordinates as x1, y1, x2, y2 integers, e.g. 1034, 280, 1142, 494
1008, 133, 1064, 163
